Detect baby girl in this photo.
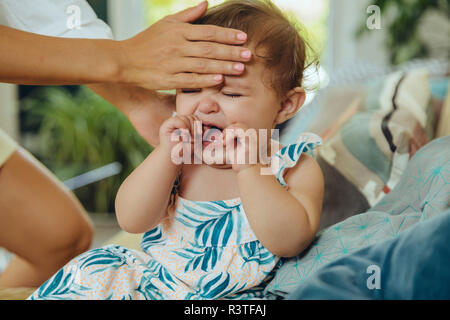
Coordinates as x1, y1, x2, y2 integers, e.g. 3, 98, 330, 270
29, 0, 324, 300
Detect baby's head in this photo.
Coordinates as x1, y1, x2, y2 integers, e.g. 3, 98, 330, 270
176, 0, 314, 134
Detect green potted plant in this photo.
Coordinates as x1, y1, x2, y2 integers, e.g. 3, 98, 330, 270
356, 0, 449, 65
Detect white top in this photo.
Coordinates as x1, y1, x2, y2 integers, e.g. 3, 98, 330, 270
0, 0, 113, 274
0, 0, 112, 39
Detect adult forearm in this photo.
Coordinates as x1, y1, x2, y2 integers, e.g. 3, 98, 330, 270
115, 146, 179, 234
86, 84, 175, 147
0, 2, 252, 90
237, 165, 314, 257
0, 26, 121, 85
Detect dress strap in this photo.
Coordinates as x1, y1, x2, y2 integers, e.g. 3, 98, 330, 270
271, 132, 322, 187
169, 170, 182, 207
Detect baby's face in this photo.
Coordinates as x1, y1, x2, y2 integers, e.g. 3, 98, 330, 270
175, 56, 282, 137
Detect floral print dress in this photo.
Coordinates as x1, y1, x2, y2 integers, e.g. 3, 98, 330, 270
28, 133, 322, 300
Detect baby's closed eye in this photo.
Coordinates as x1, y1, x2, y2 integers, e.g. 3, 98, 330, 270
222, 92, 242, 98
180, 88, 243, 98
181, 88, 201, 94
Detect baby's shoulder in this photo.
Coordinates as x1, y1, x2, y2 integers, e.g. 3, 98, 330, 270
272, 133, 323, 188
284, 152, 322, 184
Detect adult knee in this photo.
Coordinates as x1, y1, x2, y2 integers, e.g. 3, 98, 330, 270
55, 209, 94, 263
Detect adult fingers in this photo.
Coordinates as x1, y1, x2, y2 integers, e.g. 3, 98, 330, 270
183, 24, 247, 45
175, 57, 245, 76
183, 41, 252, 62
170, 73, 225, 89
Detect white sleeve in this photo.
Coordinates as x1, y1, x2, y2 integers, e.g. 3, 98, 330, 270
0, 0, 113, 39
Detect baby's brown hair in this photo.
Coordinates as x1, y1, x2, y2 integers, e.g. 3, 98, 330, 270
193, 0, 317, 98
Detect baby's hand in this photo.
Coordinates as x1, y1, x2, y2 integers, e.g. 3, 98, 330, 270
159, 115, 201, 164
223, 123, 265, 173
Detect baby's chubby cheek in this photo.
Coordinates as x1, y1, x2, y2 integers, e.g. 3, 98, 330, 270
174, 101, 191, 116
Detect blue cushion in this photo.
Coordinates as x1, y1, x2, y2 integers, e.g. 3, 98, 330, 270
286, 210, 450, 299
264, 135, 450, 299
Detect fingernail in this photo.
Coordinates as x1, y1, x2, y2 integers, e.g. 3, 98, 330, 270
241, 50, 251, 59
237, 33, 247, 41
234, 63, 244, 71
214, 74, 223, 81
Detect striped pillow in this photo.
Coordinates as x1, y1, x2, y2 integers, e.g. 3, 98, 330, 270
318, 69, 434, 208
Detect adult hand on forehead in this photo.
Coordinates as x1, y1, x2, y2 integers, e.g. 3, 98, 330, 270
118, 1, 252, 90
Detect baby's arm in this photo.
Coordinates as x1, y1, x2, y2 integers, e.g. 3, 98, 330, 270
115, 146, 179, 234
237, 154, 324, 257
115, 115, 198, 234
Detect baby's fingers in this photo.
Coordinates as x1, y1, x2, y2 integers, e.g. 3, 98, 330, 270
161, 117, 190, 142
179, 115, 203, 141
223, 127, 237, 148
223, 123, 249, 146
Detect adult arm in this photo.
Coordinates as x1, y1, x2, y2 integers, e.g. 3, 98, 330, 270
0, 1, 251, 90
0, 25, 120, 85
86, 83, 175, 147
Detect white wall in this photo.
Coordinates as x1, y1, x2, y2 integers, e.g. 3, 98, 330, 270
329, 0, 389, 72
107, 0, 146, 40
0, 7, 19, 141
0, 84, 19, 141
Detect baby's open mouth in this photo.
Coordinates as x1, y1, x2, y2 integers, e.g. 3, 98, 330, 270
202, 124, 224, 144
